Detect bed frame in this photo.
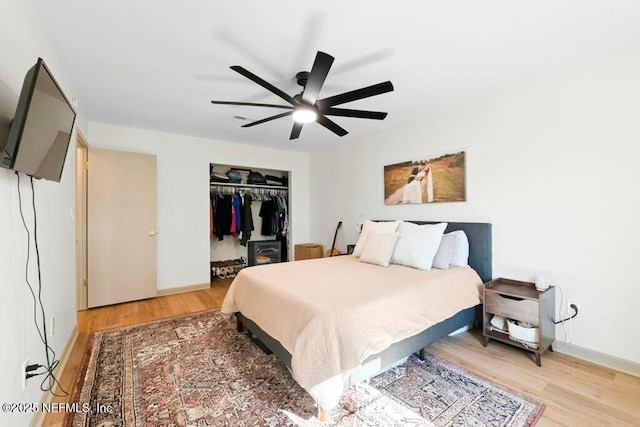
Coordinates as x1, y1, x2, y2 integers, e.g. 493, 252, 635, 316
235, 221, 492, 412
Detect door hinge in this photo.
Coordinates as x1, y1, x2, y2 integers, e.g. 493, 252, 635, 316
83, 161, 89, 170
83, 278, 88, 287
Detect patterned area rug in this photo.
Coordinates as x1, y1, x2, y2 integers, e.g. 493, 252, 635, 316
67, 309, 544, 426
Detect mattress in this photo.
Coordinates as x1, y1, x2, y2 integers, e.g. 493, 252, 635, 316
221, 255, 482, 410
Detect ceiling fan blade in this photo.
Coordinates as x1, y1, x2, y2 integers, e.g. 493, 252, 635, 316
211, 100, 292, 110
323, 107, 387, 120
316, 81, 394, 109
230, 66, 297, 105
241, 111, 293, 128
301, 51, 334, 105
316, 115, 348, 137
290, 122, 303, 140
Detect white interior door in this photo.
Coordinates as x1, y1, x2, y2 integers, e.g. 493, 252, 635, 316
87, 147, 157, 308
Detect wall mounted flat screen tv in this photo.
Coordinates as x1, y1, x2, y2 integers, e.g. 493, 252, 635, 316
0, 58, 76, 182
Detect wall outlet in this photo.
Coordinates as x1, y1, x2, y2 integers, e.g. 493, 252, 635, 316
21, 359, 29, 390
50, 315, 56, 337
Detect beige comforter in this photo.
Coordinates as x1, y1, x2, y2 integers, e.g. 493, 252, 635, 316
221, 255, 482, 410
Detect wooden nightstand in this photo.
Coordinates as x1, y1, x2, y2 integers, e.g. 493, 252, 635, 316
482, 278, 555, 366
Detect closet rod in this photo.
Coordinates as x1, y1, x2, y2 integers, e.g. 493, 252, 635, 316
209, 182, 287, 190
210, 184, 287, 197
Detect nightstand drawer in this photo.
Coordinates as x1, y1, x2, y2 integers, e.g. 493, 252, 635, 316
485, 291, 539, 325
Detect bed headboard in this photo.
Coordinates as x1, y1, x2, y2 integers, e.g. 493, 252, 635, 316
377, 220, 493, 283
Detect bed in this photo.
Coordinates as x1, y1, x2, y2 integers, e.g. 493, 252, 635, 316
221, 221, 492, 418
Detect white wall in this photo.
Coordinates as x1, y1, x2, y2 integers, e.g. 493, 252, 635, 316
0, 0, 83, 425
309, 43, 640, 365
87, 122, 310, 290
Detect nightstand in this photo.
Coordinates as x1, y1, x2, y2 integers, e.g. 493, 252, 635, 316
482, 278, 555, 366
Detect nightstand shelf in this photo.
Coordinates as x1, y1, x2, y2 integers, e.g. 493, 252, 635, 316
482, 278, 555, 366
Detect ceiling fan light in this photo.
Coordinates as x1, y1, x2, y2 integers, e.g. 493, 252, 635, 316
292, 106, 317, 124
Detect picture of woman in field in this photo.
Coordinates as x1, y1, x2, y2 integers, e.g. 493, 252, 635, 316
384, 152, 466, 205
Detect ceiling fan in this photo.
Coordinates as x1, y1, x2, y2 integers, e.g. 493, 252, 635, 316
211, 51, 394, 140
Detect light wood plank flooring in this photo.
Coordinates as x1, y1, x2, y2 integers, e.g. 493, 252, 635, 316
43, 279, 639, 426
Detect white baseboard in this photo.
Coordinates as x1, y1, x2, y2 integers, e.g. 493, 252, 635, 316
553, 341, 640, 377
157, 282, 210, 296
30, 326, 79, 427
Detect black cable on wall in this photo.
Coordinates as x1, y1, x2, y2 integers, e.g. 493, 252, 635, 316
16, 172, 67, 396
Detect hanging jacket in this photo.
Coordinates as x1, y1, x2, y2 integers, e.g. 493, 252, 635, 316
214, 194, 233, 241
259, 199, 276, 236
240, 194, 254, 246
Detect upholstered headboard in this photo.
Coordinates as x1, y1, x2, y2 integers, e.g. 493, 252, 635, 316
377, 220, 493, 283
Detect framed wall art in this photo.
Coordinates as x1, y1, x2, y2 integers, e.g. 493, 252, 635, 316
384, 151, 466, 205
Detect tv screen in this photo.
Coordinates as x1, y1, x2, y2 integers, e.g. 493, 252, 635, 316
0, 58, 76, 182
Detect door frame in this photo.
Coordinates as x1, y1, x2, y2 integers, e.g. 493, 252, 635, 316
75, 130, 88, 310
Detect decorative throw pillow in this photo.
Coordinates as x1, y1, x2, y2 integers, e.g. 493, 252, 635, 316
447, 230, 470, 266
359, 231, 399, 267
352, 220, 400, 258
390, 222, 447, 270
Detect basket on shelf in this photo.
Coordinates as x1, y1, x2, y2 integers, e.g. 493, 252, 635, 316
507, 319, 540, 348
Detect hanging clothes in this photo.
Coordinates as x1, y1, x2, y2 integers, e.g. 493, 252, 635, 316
210, 185, 287, 244
214, 192, 216, 239
214, 194, 233, 241
230, 202, 237, 238
258, 195, 290, 237
259, 199, 276, 236
233, 194, 242, 232
240, 193, 254, 246
276, 195, 288, 235
280, 195, 289, 235
230, 193, 242, 238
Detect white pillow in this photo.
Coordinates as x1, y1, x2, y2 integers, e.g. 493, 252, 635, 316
352, 220, 400, 258
390, 222, 447, 270
433, 230, 470, 269
432, 233, 455, 269
448, 230, 470, 266
359, 231, 399, 267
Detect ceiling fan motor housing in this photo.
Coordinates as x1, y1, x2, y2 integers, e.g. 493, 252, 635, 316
295, 71, 310, 87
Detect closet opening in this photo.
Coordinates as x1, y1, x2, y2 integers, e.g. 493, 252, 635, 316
209, 163, 290, 290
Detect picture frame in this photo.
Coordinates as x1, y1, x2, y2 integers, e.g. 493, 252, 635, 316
384, 151, 466, 205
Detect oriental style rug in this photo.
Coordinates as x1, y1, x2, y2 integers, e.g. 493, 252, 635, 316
67, 309, 544, 427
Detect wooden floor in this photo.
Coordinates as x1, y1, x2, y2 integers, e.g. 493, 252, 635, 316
43, 278, 639, 426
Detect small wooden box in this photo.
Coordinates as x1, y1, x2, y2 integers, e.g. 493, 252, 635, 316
295, 243, 323, 260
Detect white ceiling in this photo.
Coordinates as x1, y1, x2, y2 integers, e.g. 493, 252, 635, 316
38, 0, 640, 152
